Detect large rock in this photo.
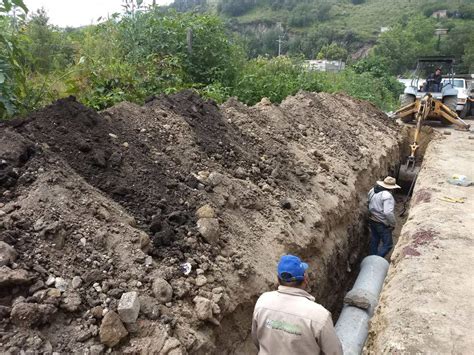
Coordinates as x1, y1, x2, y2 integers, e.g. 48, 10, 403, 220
196, 218, 219, 244
152, 278, 173, 304
117, 291, 140, 323
54, 277, 68, 292
60, 291, 82, 312
195, 275, 207, 287
196, 205, 216, 219
0, 241, 17, 266
99, 311, 128, 348
0, 266, 31, 287
193, 296, 213, 321
10, 302, 57, 328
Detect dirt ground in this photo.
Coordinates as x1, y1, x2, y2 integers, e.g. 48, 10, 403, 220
365, 127, 474, 354
0, 91, 402, 354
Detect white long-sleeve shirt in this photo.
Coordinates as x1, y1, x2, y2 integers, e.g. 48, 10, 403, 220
368, 188, 396, 227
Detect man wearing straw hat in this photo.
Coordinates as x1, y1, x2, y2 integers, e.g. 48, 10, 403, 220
367, 176, 401, 257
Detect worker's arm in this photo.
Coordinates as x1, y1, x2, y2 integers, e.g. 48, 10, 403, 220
319, 313, 343, 355
382, 193, 396, 227
251, 309, 260, 350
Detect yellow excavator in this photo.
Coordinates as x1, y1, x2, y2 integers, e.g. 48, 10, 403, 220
395, 57, 470, 189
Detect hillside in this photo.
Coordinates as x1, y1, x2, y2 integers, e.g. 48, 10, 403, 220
170, 0, 474, 72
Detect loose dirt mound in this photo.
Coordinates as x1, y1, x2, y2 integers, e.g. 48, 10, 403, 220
0, 91, 400, 354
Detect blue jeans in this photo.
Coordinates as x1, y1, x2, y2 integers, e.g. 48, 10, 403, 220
369, 220, 393, 257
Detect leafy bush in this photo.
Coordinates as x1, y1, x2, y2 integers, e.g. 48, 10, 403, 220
117, 9, 244, 86
0, 0, 29, 118
233, 56, 302, 105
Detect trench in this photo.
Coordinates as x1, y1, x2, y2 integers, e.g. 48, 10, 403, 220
211, 124, 436, 355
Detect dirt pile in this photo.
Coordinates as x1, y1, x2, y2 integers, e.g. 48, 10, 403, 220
0, 91, 401, 354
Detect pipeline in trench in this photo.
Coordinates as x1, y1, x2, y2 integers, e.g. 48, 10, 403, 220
212, 125, 435, 355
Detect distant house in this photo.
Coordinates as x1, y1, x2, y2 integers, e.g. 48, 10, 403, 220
304, 60, 345, 72
380, 27, 390, 33
432, 10, 447, 19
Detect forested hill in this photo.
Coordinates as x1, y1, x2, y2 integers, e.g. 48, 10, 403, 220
170, 0, 474, 74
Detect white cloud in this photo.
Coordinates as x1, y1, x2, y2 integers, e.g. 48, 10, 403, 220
24, 0, 174, 28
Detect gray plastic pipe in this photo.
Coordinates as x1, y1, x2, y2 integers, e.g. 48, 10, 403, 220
335, 255, 389, 355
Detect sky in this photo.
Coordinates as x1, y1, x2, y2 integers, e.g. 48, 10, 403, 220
24, 0, 174, 27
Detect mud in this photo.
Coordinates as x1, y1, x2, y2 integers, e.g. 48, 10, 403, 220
0, 91, 401, 354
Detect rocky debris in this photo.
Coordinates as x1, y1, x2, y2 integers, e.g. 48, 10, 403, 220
99, 310, 128, 348
0, 241, 17, 266
89, 344, 105, 355
162, 337, 183, 354
0, 266, 31, 287
0, 305, 11, 320
196, 204, 216, 219
193, 296, 219, 325
206, 171, 224, 187
194, 296, 212, 320
280, 197, 294, 210
195, 275, 207, 287
61, 291, 82, 312
29, 280, 45, 294
10, 302, 57, 328
54, 277, 68, 292
197, 218, 220, 244
45, 275, 55, 286
91, 306, 104, 319
152, 278, 173, 304
117, 291, 140, 323
124, 325, 168, 354
71, 276, 82, 289
139, 295, 160, 320
234, 167, 247, 179
0, 91, 400, 353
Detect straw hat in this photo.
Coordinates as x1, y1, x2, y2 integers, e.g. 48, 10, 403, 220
377, 176, 401, 189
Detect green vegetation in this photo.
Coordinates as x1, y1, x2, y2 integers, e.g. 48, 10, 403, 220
234, 56, 402, 110
3, 0, 472, 119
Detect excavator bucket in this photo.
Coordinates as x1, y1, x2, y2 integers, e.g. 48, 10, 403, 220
397, 159, 420, 194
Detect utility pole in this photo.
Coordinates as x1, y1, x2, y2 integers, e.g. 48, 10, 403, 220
277, 36, 284, 56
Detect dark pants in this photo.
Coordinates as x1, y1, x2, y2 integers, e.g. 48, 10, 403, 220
369, 220, 393, 257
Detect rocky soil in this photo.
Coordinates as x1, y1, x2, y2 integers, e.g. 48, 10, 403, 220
0, 91, 401, 354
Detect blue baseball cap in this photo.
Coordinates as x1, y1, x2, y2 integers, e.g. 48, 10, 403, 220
277, 254, 309, 282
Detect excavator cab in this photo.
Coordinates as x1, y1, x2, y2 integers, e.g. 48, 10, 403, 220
399, 57, 459, 123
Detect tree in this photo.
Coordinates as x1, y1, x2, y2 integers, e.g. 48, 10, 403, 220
373, 16, 437, 75
21, 8, 75, 73
316, 43, 348, 61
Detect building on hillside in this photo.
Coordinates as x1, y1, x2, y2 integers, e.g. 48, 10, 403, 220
380, 27, 390, 33
432, 10, 447, 19
304, 60, 345, 72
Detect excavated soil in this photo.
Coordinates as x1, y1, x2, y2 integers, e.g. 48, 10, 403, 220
0, 91, 401, 354
365, 129, 474, 354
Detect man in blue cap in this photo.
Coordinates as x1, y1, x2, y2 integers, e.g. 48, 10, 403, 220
251, 254, 342, 355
